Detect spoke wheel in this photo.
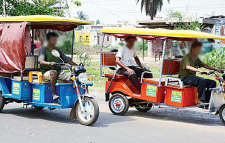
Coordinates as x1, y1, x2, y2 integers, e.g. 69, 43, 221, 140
76, 97, 99, 126
0, 93, 5, 113
219, 104, 225, 125
135, 103, 152, 112
109, 93, 129, 115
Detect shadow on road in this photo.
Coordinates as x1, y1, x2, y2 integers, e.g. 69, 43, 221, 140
126, 107, 223, 126
1, 107, 136, 127
2, 105, 223, 127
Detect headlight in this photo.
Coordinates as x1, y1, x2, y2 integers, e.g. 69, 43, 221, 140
78, 73, 89, 83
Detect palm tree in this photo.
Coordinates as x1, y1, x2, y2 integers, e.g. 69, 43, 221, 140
136, 0, 170, 20
77, 11, 89, 21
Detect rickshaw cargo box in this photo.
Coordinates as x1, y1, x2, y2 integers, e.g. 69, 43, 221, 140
30, 82, 79, 108
30, 83, 56, 103
11, 80, 32, 101
164, 85, 197, 107
141, 78, 166, 103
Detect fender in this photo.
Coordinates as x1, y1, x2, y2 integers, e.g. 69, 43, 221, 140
69, 100, 79, 119
215, 103, 225, 115
69, 95, 94, 119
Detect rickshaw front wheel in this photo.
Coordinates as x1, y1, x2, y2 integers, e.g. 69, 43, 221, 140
0, 93, 5, 113
109, 93, 129, 115
75, 97, 99, 126
135, 103, 153, 112
219, 104, 225, 125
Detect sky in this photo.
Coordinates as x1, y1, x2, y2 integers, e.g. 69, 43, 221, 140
68, 0, 225, 24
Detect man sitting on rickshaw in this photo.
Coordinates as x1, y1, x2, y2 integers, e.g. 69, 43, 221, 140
116, 36, 152, 93
38, 32, 77, 100
178, 41, 222, 107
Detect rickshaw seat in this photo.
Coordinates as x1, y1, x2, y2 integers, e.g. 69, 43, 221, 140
167, 83, 191, 88
13, 76, 29, 81
32, 79, 72, 84
105, 73, 128, 79
0, 73, 11, 78
142, 78, 166, 85
32, 79, 51, 83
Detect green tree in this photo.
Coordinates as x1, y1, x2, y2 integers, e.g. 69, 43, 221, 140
166, 10, 204, 31
0, 0, 55, 16
0, 0, 82, 16
136, 0, 170, 20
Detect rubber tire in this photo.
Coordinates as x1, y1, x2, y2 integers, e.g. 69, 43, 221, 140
34, 106, 44, 110
75, 97, 99, 126
0, 94, 5, 113
219, 104, 225, 125
135, 103, 153, 112
109, 93, 129, 115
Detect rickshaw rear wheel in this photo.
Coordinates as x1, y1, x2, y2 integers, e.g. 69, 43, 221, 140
109, 93, 129, 115
75, 97, 99, 126
135, 103, 153, 112
0, 93, 5, 113
219, 104, 225, 125
34, 106, 44, 110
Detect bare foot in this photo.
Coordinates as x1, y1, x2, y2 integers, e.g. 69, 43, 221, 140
53, 94, 59, 100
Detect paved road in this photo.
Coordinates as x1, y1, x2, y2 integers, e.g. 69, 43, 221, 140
1, 95, 225, 143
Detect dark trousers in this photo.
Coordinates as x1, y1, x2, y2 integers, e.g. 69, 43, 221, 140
182, 76, 216, 102
117, 66, 153, 92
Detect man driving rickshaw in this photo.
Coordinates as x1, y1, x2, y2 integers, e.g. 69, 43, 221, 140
116, 36, 153, 93
179, 41, 222, 108
38, 32, 77, 100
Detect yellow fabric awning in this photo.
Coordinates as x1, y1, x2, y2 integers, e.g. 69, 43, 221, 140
101, 27, 225, 40
0, 15, 93, 25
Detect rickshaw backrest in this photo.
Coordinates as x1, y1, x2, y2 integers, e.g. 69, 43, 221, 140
101, 52, 117, 67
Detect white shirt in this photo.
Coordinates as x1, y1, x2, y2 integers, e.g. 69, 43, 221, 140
116, 45, 137, 69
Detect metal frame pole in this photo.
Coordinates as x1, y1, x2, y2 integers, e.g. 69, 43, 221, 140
100, 33, 105, 77
31, 28, 34, 55
71, 29, 75, 60
158, 40, 167, 86
142, 39, 144, 61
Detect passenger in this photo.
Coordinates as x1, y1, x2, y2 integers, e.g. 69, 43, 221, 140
38, 32, 77, 100
178, 41, 222, 108
116, 36, 153, 93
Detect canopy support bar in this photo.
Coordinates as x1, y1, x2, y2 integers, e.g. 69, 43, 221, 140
100, 34, 105, 77
142, 39, 144, 61
158, 40, 167, 87
71, 29, 75, 60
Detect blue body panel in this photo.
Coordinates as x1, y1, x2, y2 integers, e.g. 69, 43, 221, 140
0, 77, 11, 94
30, 83, 57, 104
11, 80, 32, 101
0, 76, 92, 109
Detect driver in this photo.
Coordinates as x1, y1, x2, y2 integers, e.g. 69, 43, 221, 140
178, 41, 222, 108
116, 36, 153, 93
38, 32, 77, 100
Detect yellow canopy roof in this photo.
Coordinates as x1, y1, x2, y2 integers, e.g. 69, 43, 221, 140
101, 27, 225, 40
0, 15, 93, 25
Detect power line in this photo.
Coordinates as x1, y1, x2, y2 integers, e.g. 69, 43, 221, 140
87, 0, 134, 24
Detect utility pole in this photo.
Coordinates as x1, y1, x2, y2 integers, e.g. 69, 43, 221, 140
3, 0, 6, 17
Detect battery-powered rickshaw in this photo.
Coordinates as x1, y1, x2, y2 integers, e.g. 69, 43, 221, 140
0, 15, 99, 126
100, 27, 225, 125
